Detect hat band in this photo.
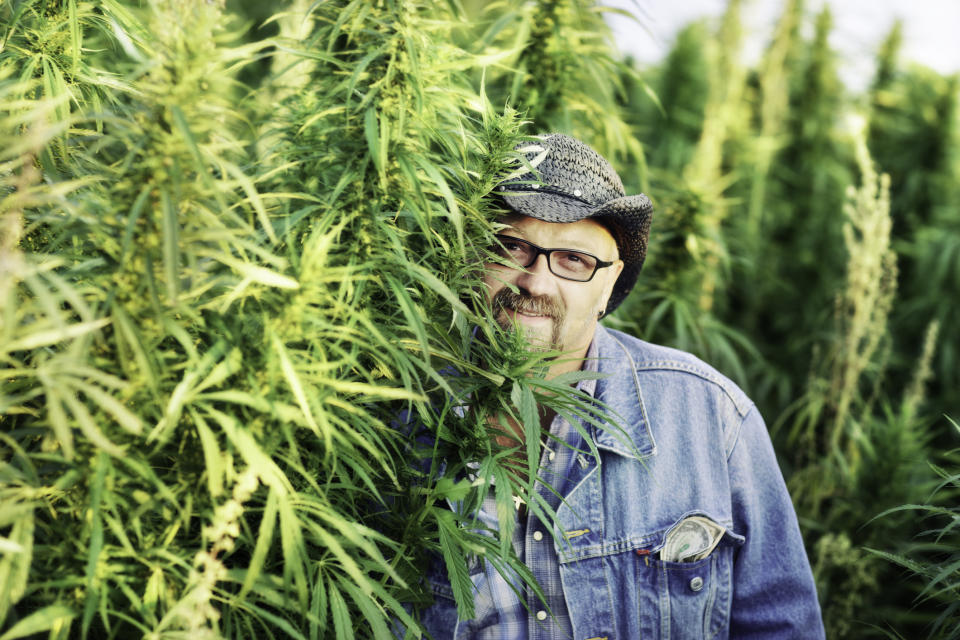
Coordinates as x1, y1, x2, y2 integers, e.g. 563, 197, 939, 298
498, 183, 597, 206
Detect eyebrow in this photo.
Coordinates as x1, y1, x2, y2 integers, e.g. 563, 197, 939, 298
499, 233, 613, 258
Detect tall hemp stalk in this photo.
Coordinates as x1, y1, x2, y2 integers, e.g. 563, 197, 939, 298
639, 21, 710, 174
829, 135, 897, 466
748, 104, 944, 635
684, 0, 746, 315
727, 0, 804, 397
781, 129, 896, 509
731, 4, 851, 416
745, 0, 803, 238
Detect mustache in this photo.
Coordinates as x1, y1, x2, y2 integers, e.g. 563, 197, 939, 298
492, 289, 564, 320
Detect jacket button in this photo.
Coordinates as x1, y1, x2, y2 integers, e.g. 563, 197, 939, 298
690, 576, 704, 592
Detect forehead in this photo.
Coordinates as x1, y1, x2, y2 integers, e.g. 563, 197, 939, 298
500, 214, 618, 255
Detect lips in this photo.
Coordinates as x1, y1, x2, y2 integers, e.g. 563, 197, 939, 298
507, 305, 551, 319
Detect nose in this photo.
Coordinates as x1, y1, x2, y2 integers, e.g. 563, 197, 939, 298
514, 253, 556, 297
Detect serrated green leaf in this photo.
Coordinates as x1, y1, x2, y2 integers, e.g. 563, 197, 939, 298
328, 578, 354, 640
61, 392, 124, 457
277, 493, 309, 608
435, 509, 474, 620
6, 318, 111, 352
238, 488, 278, 599
0, 509, 33, 626
71, 380, 142, 435
0, 604, 74, 640
338, 576, 391, 639
190, 408, 224, 497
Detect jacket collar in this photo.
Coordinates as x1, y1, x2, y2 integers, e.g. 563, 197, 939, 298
590, 326, 657, 459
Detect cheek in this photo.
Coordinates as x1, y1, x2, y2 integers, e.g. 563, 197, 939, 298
565, 282, 606, 315
481, 268, 509, 303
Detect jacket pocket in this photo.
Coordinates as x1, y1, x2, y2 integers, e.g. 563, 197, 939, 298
636, 522, 744, 640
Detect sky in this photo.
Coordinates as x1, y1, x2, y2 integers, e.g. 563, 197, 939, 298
603, 0, 960, 92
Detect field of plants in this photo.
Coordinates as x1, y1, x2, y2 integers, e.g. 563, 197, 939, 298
2, 0, 959, 638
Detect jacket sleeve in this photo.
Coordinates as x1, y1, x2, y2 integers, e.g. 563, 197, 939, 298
727, 405, 826, 639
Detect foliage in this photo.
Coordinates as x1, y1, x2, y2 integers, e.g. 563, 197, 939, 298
460, 0, 646, 174
5, 0, 960, 637
866, 418, 960, 640
1, 0, 646, 637
620, 2, 957, 636
609, 0, 757, 389
868, 34, 960, 418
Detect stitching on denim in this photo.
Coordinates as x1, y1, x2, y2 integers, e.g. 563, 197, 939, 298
632, 360, 753, 418
725, 405, 754, 461
703, 553, 718, 637
557, 534, 660, 563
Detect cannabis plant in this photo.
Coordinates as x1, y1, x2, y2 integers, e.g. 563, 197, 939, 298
868, 418, 960, 640
3, 0, 645, 637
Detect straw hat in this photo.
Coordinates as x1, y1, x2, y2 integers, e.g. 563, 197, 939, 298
496, 133, 653, 315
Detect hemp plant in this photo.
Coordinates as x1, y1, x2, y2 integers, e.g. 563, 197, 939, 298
3, 0, 633, 637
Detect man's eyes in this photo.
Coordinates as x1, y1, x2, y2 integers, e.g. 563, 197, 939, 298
492, 237, 594, 269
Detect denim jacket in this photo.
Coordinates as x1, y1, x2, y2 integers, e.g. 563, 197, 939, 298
419, 326, 825, 639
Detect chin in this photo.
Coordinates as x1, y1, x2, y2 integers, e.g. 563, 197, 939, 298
496, 315, 560, 352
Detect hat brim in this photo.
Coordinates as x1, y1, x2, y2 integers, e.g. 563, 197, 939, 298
501, 189, 595, 223
500, 191, 653, 315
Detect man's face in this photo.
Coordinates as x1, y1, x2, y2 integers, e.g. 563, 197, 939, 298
482, 215, 624, 357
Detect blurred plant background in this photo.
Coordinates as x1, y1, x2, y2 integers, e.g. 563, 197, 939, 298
2, 0, 958, 638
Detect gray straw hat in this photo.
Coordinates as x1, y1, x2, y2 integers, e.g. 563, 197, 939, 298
495, 133, 653, 315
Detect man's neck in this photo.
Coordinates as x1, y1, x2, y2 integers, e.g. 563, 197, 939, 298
544, 341, 591, 381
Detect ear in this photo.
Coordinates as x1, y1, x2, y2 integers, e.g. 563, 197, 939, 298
597, 260, 625, 315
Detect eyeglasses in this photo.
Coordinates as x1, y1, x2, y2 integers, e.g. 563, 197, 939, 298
490, 234, 614, 282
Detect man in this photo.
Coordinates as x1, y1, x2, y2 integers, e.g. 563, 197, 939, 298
417, 134, 825, 639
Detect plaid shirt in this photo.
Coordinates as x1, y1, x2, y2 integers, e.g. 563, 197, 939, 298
472, 342, 599, 640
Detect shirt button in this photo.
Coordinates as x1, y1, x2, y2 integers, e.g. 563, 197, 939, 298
690, 576, 704, 592
533, 530, 544, 541
536, 610, 547, 621
548, 451, 556, 461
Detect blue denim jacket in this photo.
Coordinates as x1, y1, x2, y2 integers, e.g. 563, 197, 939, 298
419, 326, 825, 639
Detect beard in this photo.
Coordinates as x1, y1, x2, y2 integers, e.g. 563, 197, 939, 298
490, 288, 566, 350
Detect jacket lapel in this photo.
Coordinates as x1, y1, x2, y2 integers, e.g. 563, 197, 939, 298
591, 326, 657, 459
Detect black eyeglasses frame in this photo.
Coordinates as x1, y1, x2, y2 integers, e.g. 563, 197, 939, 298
491, 234, 615, 283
